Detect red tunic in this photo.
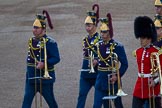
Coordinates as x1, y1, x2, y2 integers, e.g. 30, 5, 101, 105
133, 46, 160, 99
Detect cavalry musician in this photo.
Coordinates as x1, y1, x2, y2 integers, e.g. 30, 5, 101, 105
154, 15, 162, 48
22, 10, 60, 108
154, 0, 162, 48
132, 16, 161, 108
76, 4, 100, 108
155, 0, 162, 17
152, 15, 162, 108
93, 13, 128, 108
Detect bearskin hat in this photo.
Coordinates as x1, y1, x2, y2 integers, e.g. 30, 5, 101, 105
134, 16, 157, 43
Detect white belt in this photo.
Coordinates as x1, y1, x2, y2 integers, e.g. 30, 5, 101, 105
138, 73, 158, 78
138, 73, 151, 78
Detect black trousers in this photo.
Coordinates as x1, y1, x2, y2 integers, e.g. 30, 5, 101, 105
132, 96, 161, 108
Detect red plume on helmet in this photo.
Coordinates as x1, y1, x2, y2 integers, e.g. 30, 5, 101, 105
92, 4, 99, 26
107, 13, 113, 37
42, 10, 53, 30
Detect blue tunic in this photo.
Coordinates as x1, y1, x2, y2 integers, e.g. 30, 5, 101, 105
93, 39, 128, 108
95, 39, 128, 91
80, 32, 100, 78
22, 34, 60, 108
153, 39, 162, 49
26, 34, 60, 84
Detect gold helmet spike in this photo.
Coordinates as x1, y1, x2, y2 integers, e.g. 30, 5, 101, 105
155, 0, 162, 6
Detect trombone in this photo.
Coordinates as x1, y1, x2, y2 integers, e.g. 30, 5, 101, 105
43, 37, 52, 79
149, 52, 162, 108
113, 53, 127, 96
102, 53, 127, 107
102, 74, 116, 108
102, 52, 117, 108
33, 37, 52, 108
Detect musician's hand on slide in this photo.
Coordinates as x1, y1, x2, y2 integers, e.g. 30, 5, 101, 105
110, 74, 117, 84
148, 77, 155, 87
93, 59, 98, 67
36, 61, 45, 69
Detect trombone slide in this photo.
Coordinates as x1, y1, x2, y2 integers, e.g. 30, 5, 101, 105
114, 55, 128, 96
43, 38, 52, 79
150, 52, 162, 95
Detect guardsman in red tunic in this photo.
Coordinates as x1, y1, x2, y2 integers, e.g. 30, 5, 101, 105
132, 16, 161, 108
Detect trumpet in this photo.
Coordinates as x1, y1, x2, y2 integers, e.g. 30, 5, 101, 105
43, 38, 52, 79
89, 50, 95, 73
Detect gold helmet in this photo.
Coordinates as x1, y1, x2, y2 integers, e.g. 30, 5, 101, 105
99, 13, 113, 37
33, 14, 46, 28
154, 19, 162, 27
84, 4, 99, 26
84, 11, 97, 24
33, 10, 53, 29
155, 0, 162, 6
100, 18, 109, 31
154, 15, 162, 27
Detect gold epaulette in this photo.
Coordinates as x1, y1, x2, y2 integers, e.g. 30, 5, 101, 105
132, 50, 136, 57
28, 37, 33, 45
82, 37, 87, 46
93, 36, 100, 45
158, 48, 162, 55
